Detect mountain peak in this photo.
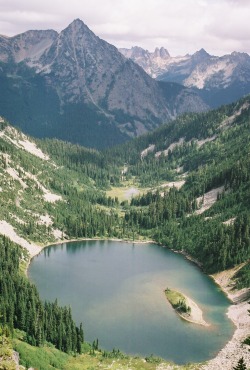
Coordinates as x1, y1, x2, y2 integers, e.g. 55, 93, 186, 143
193, 48, 210, 58
131, 46, 146, 52
63, 18, 93, 35
0, 19, 210, 148
231, 51, 250, 58
191, 48, 211, 63
119, 46, 150, 59
70, 18, 85, 26
154, 47, 170, 58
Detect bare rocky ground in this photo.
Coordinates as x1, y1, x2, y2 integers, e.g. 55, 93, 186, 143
157, 265, 250, 370
200, 266, 250, 370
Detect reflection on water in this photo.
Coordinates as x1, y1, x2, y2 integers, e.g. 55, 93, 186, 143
29, 240, 234, 364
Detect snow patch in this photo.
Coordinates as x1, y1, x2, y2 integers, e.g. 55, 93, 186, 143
141, 144, 155, 159
53, 229, 63, 240
21, 170, 62, 203
196, 135, 217, 147
155, 138, 185, 157
4, 159, 61, 203
6, 167, 27, 189
43, 192, 62, 203
1, 126, 49, 160
9, 214, 26, 225
223, 218, 236, 226
220, 102, 250, 129
39, 214, 53, 226
38, 214, 62, 238
0, 220, 41, 257
18, 139, 49, 160
155, 136, 216, 158
195, 186, 224, 215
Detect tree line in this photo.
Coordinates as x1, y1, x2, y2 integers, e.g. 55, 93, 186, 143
0, 235, 84, 353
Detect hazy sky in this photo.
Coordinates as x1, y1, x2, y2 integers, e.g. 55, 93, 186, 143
0, 0, 249, 56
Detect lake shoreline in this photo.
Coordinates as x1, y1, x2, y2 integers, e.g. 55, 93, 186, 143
200, 268, 250, 370
170, 249, 250, 369
24, 236, 156, 275
20, 236, 250, 369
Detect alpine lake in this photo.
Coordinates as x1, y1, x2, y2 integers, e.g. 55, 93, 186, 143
28, 240, 234, 364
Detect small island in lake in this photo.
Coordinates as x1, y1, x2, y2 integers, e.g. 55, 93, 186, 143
165, 288, 209, 327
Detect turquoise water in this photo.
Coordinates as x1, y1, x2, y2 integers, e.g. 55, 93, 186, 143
28, 240, 234, 364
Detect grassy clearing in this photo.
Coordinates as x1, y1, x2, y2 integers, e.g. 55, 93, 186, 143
106, 178, 184, 203
106, 181, 150, 202
14, 339, 69, 370
12, 331, 203, 370
106, 186, 139, 202
165, 288, 191, 314
165, 288, 186, 306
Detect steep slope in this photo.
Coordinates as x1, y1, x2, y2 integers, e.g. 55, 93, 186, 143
0, 20, 207, 149
0, 116, 125, 249
0, 99, 249, 369
0, 118, 64, 247
119, 46, 171, 78
105, 95, 250, 273
120, 47, 250, 108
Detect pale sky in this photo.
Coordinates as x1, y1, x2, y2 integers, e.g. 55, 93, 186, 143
0, 0, 249, 56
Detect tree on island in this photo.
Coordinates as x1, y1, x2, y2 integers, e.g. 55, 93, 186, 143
233, 357, 247, 370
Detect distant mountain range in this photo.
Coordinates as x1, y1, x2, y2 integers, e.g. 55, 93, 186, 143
0, 19, 207, 149
120, 47, 250, 108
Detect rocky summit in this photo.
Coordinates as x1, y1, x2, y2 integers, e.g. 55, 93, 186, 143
120, 46, 250, 108
0, 19, 207, 149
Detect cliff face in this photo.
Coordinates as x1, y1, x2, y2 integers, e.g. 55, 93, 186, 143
0, 19, 207, 148
35, 20, 173, 135
120, 46, 250, 109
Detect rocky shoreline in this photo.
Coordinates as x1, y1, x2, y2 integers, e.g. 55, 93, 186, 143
0, 222, 249, 370
200, 266, 250, 370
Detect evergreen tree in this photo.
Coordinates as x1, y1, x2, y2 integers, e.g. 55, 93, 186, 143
0, 236, 84, 353
233, 357, 247, 370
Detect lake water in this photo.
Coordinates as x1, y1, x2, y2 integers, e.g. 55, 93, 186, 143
28, 240, 234, 364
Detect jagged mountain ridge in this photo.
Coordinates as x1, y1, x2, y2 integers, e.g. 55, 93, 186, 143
0, 19, 207, 149
119, 46, 172, 78
0, 29, 58, 63
120, 46, 250, 108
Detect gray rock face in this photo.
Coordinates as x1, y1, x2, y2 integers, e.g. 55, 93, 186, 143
119, 46, 171, 78
36, 20, 172, 125
0, 29, 58, 63
0, 19, 208, 147
120, 46, 250, 108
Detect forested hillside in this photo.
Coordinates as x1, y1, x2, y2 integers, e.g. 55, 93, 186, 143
0, 95, 250, 368
36, 95, 250, 276
103, 96, 250, 276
